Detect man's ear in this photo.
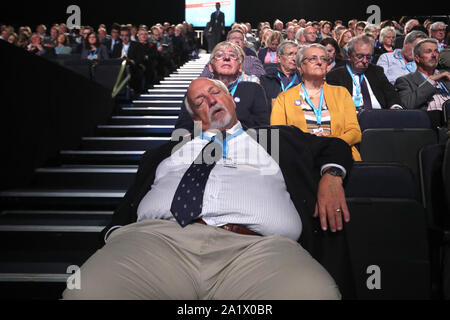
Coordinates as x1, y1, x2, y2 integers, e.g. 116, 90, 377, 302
208, 62, 214, 74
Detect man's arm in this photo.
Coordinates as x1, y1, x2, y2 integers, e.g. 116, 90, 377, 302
394, 74, 436, 109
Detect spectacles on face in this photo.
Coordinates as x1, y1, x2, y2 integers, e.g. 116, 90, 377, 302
353, 54, 373, 61
433, 28, 446, 32
303, 55, 329, 64
214, 51, 239, 60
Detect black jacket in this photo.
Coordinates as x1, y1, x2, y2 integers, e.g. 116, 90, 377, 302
326, 63, 402, 109
111, 41, 145, 66
175, 81, 270, 131
259, 65, 302, 109
100, 125, 355, 298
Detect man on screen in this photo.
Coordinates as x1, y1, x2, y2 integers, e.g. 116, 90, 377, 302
208, 2, 225, 52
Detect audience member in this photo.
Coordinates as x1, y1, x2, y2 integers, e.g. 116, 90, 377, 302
327, 34, 402, 110
319, 21, 332, 40
303, 26, 318, 45
271, 43, 362, 161
258, 30, 283, 64
54, 33, 72, 55
295, 28, 307, 46
200, 30, 265, 78
63, 76, 353, 300
81, 32, 109, 61
394, 19, 420, 49
429, 22, 448, 51
27, 32, 56, 59
7, 32, 18, 46
260, 40, 302, 107
319, 37, 346, 72
338, 29, 353, 60
286, 25, 296, 41
105, 24, 122, 55
377, 30, 427, 84
354, 21, 366, 36
176, 42, 269, 131
373, 26, 396, 63
395, 38, 450, 112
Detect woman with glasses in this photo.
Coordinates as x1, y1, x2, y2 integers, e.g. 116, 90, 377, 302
176, 41, 270, 131
81, 32, 109, 62
271, 44, 362, 161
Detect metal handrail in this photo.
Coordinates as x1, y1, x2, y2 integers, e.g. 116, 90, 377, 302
111, 59, 131, 98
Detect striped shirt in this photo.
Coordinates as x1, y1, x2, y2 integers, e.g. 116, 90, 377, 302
137, 122, 303, 241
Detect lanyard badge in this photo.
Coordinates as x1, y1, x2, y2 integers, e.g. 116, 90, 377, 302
201, 128, 245, 168
346, 64, 364, 108
300, 83, 324, 125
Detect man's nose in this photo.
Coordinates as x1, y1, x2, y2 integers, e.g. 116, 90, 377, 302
205, 94, 217, 106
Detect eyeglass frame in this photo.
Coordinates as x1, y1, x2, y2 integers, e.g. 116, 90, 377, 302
213, 51, 240, 61
302, 55, 329, 64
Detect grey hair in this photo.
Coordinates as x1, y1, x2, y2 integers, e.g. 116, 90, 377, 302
347, 34, 375, 56
295, 43, 329, 67
277, 40, 298, 57
364, 23, 378, 33
404, 19, 419, 34
184, 79, 230, 115
413, 38, 439, 58
295, 27, 305, 41
430, 21, 447, 31
379, 26, 396, 43
404, 30, 427, 44
209, 41, 245, 65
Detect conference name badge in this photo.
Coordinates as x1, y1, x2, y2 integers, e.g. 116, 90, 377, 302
353, 94, 363, 107
295, 100, 302, 106
234, 97, 241, 103
223, 157, 237, 169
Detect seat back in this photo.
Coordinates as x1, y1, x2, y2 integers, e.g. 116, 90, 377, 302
357, 109, 431, 132
443, 100, 450, 125
345, 198, 431, 299
92, 60, 123, 90
345, 162, 418, 200
360, 128, 437, 183
419, 144, 447, 227
443, 139, 450, 229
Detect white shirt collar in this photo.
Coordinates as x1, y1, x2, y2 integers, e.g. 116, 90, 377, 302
202, 121, 242, 138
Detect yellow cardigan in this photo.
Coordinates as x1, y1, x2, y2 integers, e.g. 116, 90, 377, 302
271, 83, 362, 161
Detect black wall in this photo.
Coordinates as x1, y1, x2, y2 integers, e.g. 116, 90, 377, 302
2, 0, 449, 31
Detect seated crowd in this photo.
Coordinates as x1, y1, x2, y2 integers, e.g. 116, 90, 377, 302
0, 21, 200, 94
2, 15, 450, 300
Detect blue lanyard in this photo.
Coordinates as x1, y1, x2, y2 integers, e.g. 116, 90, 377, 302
394, 50, 416, 73
201, 128, 245, 159
346, 64, 365, 96
301, 83, 324, 125
420, 73, 449, 95
278, 72, 298, 92
89, 48, 98, 59
229, 73, 244, 97
269, 51, 276, 63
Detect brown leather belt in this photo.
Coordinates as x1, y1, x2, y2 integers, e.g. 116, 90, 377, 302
195, 219, 261, 236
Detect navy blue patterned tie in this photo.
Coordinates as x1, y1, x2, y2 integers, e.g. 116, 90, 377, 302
360, 77, 373, 110
170, 139, 222, 227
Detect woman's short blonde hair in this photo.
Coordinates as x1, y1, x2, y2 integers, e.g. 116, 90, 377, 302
209, 41, 245, 65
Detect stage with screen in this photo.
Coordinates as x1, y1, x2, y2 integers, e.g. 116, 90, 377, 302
185, 0, 236, 27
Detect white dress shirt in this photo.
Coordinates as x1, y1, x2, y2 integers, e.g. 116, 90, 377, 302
350, 71, 382, 109
137, 122, 302, 240
121, 42, 130, 58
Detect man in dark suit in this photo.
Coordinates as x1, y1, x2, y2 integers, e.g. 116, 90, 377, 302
208, 2, 225, 52
395, 38, 450, 127
104, 24, 122, 56
176, 42, 269, 131
326, 34, 402, 110
111, 26, 145, 93
62, 77, 354, 300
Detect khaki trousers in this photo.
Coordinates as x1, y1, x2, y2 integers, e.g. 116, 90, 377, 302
62, 219, 340, 300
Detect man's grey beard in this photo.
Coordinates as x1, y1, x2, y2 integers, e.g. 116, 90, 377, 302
209, 103, 232, 130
